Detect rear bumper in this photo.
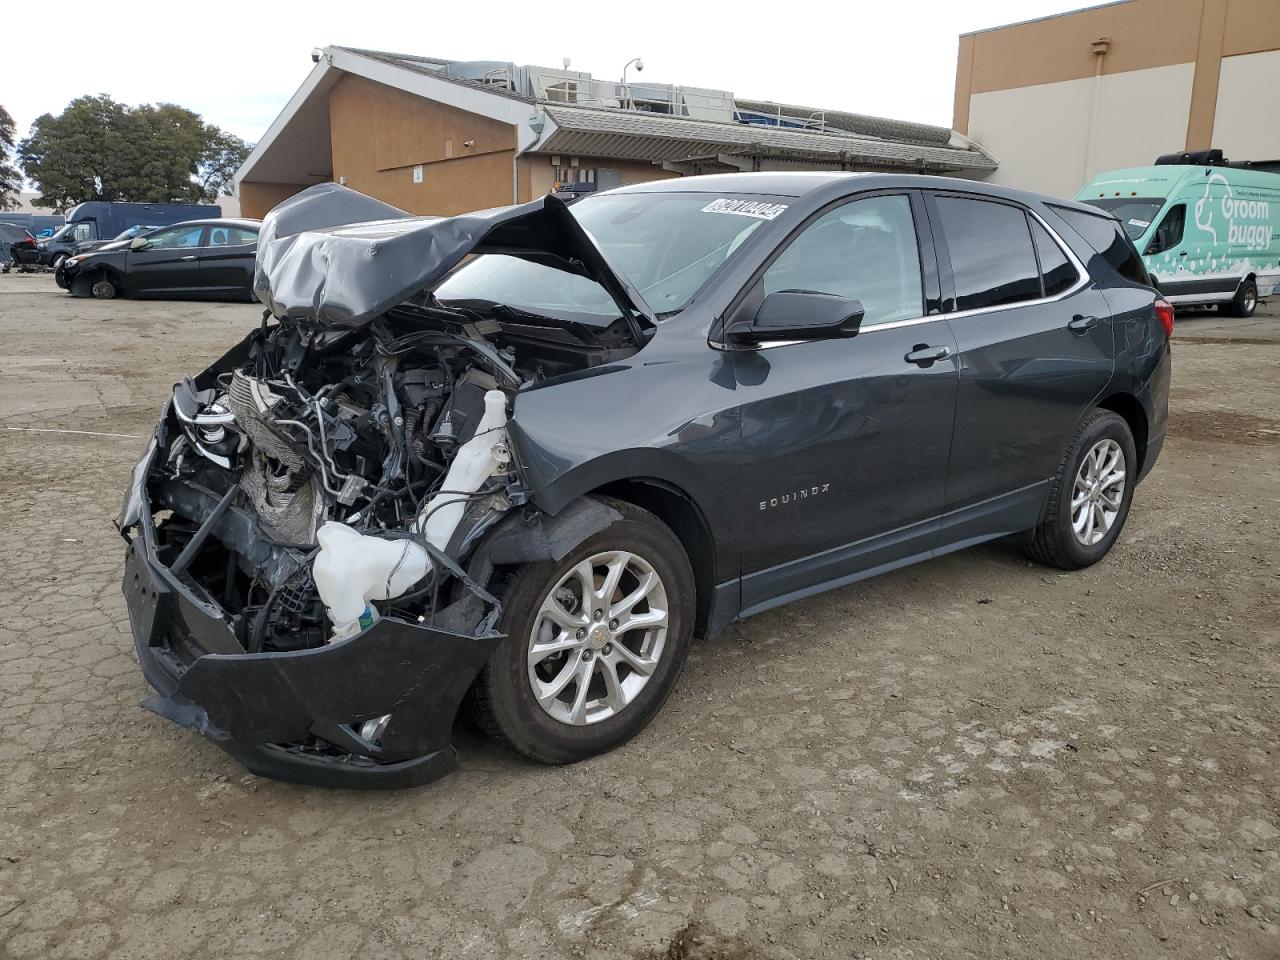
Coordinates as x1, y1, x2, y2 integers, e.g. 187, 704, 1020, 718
120, 446, 502, 790
1136, 341, 1171, 484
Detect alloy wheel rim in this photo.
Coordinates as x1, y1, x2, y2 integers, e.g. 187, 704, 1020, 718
1070, 438, 1126, 546
527, 550, 669, 726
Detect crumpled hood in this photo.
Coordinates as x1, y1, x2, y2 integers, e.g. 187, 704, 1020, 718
254, 182, 654, 329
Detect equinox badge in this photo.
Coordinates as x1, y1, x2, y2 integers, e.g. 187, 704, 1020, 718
760, 483, 831, 511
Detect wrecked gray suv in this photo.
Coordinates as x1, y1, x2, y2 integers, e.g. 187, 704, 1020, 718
119, 174, 1170, 788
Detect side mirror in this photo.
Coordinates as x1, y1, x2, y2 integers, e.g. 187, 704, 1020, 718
1145, 236, 1163, 256
130, 236, 149, 251
726, 290, 865, 345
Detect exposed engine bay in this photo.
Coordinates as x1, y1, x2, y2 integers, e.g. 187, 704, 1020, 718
156, 300, 636, 655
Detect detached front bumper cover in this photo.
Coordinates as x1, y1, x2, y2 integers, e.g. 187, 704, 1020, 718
119, 445, 503, 790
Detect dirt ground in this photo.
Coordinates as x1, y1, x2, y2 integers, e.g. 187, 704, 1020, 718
0, 269, 1276, 960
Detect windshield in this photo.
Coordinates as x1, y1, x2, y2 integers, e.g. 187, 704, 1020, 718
113, 224, 158, 241
434, 192, 782, 322
1081, 198, 1165, 239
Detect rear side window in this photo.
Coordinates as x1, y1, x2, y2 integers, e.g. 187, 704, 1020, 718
1050, 205, 1150, 285
209, 226, 257, 246
935, 196, 1041, 311
1031, 219, 1079, 297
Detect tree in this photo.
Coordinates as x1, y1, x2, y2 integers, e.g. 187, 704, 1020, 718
18, 95, 253, 210
199, 128, 252, 198
0, 105, 21, 211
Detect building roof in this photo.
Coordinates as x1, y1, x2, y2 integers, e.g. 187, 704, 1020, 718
731, 98, 955, 146
235, 46, 996, 191
540, 104, 995, 172
960, 0, 1130, 36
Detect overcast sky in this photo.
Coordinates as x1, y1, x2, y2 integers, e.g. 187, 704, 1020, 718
6, 0, 1106, 149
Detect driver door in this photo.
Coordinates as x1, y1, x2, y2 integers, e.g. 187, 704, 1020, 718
125, 224, 208, 296
727, 192, 959, 614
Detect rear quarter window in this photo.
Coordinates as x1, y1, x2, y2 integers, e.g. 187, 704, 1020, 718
1049, 205, 1151, 286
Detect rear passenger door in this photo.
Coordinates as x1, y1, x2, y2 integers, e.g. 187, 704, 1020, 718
200, 226, 258, 297
925, 192, 1114, 542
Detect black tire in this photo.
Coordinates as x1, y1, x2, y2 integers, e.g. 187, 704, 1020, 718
54, 266, 69, 290
90, 277, 118, 300
471, 498, 695, 765
1025, 409, 1137, 570
1223, 278, 1257, 318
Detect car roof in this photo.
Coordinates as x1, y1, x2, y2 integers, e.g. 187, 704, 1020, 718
607, 172, 874, 198
161, 218, 262, 229
601, 171, 1107, 214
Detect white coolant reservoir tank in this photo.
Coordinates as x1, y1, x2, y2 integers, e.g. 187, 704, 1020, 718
312, 390, 510, 642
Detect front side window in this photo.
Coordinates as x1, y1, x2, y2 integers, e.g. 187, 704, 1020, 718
935, 197, 1040, 312
435, 192, 780, 322
72, 223, 92, 242
1145, 204, 1185, 255
144, 226, 205, 250
761, 194, 923, 326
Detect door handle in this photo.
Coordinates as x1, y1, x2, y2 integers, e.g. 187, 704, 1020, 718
1178, 251, 1188, 256
904, 344, 951, 366
179, 255, 197, 261
1067, 314, 1099, 333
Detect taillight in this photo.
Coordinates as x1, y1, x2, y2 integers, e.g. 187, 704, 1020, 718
1154, 298, 1174, 338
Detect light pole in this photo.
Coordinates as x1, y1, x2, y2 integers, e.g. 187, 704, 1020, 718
620, 57, 644, 109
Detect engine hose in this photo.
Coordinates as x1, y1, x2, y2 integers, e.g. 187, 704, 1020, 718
411, 398, 444, 461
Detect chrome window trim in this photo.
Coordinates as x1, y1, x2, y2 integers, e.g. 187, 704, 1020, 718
710, 203, 1090, 351
941, 208, 1089, 322
710, 313, 945, 350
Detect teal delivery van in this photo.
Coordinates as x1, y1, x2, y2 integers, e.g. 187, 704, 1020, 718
1076, 150, 1280, 317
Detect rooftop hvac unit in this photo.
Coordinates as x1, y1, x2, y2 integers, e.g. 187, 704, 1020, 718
676, 87, 735, 122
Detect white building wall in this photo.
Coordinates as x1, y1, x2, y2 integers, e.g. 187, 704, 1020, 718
968, 63, 1195, 198
1212, 49, 1280, 162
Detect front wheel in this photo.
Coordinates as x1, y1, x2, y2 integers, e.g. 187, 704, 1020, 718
1025, 409, 1136, 570
90, 277, 118, 300
1223, 278, 1257, 318
471, 499, 695, 765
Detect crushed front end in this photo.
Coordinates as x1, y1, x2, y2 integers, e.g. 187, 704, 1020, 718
117, 315, 526, 787
117, 183, 652, 787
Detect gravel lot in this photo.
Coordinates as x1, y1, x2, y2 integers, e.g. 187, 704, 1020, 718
1, 270, 1277, 960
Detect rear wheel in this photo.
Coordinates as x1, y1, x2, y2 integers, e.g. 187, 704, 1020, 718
1223, 278, 1257, 318
1026, 409, 1136, 570
471, 499, 695, 765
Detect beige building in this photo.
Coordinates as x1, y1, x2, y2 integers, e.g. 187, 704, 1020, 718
236, 47, 996, 219
954, 0, 1280, 198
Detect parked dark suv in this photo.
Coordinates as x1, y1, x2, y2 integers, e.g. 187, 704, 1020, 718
119, 174, 1171, 788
